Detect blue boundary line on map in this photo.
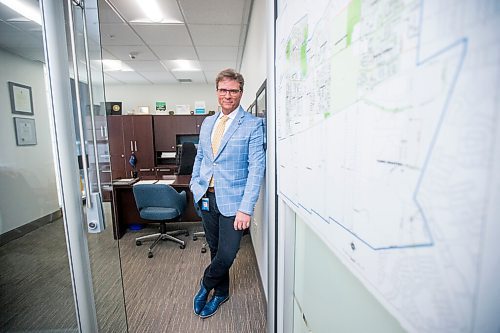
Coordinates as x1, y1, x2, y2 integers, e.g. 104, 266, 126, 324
413, 0, 468, 248
278, 0, 468, 251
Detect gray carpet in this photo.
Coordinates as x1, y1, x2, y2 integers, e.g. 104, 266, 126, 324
120, 225, 266, 333
0, 203, 266, 333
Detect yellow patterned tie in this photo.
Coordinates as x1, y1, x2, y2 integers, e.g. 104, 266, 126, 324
209, 115, 229, 187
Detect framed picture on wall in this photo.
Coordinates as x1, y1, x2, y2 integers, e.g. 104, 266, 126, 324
256, 80, 266, 119
8, 81, 34, 115
256, 80, 267, 150
13, 117, 37, 146
247, 101, 256, 115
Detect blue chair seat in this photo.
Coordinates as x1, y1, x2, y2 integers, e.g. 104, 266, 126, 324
132, 184, 188, 258
140, 207, 181, 220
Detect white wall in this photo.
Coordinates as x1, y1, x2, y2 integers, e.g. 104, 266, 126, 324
239, 0, 269, 297
240, 0, 267, 107
104, 83, 217, 114
293, 215, 403, 332
0, 49, 60, 234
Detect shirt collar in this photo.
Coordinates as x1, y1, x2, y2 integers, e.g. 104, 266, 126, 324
218, 105, 240, 121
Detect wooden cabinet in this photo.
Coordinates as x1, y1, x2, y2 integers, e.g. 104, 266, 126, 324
154, 115, 206, 151
108, 115, 154, 179
108, 115, 206, 178
153, 116, 176, 152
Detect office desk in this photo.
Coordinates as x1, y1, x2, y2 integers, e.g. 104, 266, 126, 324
110, 175, 200, 239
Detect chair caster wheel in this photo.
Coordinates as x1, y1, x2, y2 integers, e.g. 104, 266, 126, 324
180, 244, 186, 249
185, 231, 189, 237
201, 248, 207, 253
193, 236, 198, 241
148, 252, 153, 258
136, 240, 142, 246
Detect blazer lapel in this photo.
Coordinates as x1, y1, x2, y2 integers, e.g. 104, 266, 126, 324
205, 114, 219, 160
214, 106, 245, 160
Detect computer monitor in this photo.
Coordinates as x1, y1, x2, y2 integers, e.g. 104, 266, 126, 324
176, 134, 199, 146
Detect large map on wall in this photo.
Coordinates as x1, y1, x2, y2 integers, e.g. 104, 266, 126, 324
276, 0, 500, 331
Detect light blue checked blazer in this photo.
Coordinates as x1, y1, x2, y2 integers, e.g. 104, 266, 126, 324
190, 106, 265, 217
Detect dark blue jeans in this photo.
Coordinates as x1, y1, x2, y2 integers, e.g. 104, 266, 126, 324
199, 191, 243, 296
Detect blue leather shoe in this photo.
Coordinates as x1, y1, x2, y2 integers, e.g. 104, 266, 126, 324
193, 282, 210, 315
199, 294, 229, 319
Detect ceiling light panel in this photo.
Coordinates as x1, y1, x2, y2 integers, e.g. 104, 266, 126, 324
107, 0, 184, 24
0, 0, 41, 25
165, 59, 201, 72
122, 60, 165, 72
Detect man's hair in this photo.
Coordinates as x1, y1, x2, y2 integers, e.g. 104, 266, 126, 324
215, 68, 244, 91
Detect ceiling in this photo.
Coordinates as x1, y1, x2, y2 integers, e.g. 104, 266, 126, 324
0, 0, 253, 85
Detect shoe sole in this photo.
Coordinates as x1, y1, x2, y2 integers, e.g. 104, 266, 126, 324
199, 296, 229, 319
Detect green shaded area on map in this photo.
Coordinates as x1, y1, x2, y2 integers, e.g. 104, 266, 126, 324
300, 26, 308, 76
346, 0, 361, 46
286, 40, 292, 60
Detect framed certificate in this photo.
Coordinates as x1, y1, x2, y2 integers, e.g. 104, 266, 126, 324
8, 81, 34, 115
13, 117, 37, 146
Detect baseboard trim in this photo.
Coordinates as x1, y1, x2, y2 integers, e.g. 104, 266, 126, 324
0, 209, 63, 246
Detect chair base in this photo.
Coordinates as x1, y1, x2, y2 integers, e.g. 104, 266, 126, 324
192, 231, 207, 253
136, 226, 188, 258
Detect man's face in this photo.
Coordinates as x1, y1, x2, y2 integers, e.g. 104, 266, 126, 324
217, 78, 242, 114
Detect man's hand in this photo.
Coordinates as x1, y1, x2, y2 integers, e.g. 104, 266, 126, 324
234, 211, 251, 230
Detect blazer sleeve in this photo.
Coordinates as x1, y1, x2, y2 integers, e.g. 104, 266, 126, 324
190, 131, 204, 192
238, 118, 266, 215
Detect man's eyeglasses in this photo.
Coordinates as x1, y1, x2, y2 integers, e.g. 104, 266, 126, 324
217, 88, 241, 96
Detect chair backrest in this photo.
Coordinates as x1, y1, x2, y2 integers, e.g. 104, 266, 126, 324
176, 142, 197, 175
132, 184, 186, 216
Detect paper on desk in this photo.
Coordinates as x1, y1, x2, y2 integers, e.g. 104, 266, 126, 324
112, 178, 136, 185
134, 180, 158, 185
161, 152, 176, 158
155, 179, 175, 185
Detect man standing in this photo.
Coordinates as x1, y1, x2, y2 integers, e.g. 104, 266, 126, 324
190, 68, 265, 318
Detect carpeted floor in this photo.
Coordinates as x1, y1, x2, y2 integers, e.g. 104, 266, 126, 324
0, 203, 266, 333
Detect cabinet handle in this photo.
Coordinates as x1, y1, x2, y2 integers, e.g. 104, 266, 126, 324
130, 141, 134, 152
134, 141, 138, 151
100, 126, 104, 137
158, 169, 171, 172
121, 154, 124, 158
139, 168, 150, 172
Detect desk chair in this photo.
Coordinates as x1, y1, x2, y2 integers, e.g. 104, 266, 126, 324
133, 184, 189, 258
176, 142, 197, 175
192, 200, 207, 253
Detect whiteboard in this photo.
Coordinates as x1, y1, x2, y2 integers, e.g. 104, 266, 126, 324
275, 0, 500, 332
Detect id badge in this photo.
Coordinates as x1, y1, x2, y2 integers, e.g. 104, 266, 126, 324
201, 197, 209, 211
